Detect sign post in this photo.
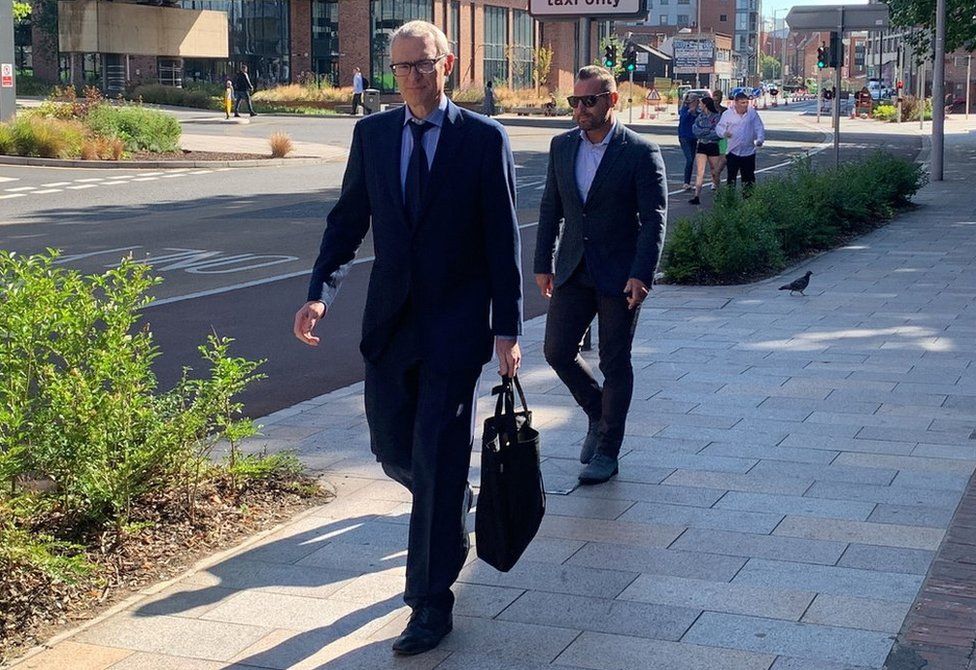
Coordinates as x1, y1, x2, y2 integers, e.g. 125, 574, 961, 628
1, 0, 16, 123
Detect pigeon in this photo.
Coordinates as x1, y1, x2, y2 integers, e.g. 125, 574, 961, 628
779, 270, 813, 295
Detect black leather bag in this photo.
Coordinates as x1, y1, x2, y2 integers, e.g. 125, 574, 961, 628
475, 375, 545, 572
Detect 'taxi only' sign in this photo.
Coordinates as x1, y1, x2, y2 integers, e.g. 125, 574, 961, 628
529, 0, 648, 19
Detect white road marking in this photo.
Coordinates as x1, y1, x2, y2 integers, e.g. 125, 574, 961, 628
161, 173, 188, 178
67, 184, 98, 190
0, 176, 19, 183
32, 189, 62, 194
137, 172, 163, 177
102, 180, 130, 185
5, 186, 37, 192
42, 181, 72, 187
55, 246, 143, 264
188, 170, 213, 175
75, 178, 104, 183
131, 177, 159, 182
0, 193, 27, 200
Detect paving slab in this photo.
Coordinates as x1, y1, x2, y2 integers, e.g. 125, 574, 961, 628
800, 594, 911, 633
670, 528, 847, 565
732, 559, 924, 603
772, 516, 944, 550
553, 631, 776, 670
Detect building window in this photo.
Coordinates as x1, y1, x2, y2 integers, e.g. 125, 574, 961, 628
677, 14, 689, 26
720, 14, 727, 21
180, 1, 291, 85
484, 5, 508, 85
660, 14, 669, 24
370, 0, 434, 93
512, 10, 535, 89
678, 0, 689, 4
312, 0, 339, 85
736, 11, 748, 30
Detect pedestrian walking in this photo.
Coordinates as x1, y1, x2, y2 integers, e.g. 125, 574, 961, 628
293, 20, 522, 657
352, 66, 365, 114
483, 80, 496, 117
689, 96, 724, 206
233, 64, 257, 117
534, 65, 668, 486
678, 94, 699, 190
716, 91, 765, 190
712, 89, 729, 161
223, 78, 234, 119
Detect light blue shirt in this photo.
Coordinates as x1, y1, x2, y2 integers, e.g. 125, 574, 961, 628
353, 72, 364, 94
575, 119, 617, 203
400, 95, 448, 197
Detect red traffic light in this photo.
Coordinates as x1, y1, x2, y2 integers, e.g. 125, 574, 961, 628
896, 80, 904, 89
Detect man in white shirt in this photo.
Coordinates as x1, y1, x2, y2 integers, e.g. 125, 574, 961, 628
715, 91, 765, 189
352, 66, 365, 114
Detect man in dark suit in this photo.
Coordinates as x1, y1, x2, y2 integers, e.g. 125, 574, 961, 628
535, 66, 668, 485
293, 21, 522, 656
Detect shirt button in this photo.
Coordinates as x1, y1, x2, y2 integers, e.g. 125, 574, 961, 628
583, 236, 590, 242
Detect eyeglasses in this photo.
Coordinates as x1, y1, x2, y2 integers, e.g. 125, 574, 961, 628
390, 55, 447, 77
567, 92, 612, 108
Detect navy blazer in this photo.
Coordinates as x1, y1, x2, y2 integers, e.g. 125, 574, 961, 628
307, 100, 523, 371
533, 121, 668, 295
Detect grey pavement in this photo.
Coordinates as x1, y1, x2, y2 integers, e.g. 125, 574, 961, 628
9, 125, 976, 669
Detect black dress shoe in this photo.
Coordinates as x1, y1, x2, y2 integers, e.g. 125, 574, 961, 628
580, 419, 600, 464
391, 606, 453, 655
578, 454, 619, 485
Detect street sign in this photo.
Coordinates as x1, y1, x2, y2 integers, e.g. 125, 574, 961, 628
673, 39, 715, 74
1, 64, 12, 88
785, 5, 889, 31
529, 0, 648, 20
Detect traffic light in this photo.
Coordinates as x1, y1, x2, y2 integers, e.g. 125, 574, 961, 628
623, 42, 637, 73
604, 44, 616, 68
817, 44, 827, 69
828, 31, 843, 68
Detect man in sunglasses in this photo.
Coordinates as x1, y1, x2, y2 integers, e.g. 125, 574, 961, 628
535, 65, 668, 485
293, 20, 522, 656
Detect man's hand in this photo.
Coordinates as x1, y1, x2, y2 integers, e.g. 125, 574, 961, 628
535, 273, 554, 299
293, 300, 327, 346
623, 278, 649, 310
495, 337, 522, 378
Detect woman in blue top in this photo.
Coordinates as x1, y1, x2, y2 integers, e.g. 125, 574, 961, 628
677, 95, 700, 191
689, 96, 723, 205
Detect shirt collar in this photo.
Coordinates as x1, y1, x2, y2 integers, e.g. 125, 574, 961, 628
404, 95, 449, 128
579, 119, 616, 148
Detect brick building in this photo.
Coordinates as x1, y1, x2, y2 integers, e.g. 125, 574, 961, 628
21, 0, 608, 96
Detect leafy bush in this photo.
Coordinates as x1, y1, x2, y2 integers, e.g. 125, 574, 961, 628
130, 84, 219, 110
0, 124, 13, 154
0, 250, 271, 568
663, 152, 926, 284
85, 105, 181, 152
874, 104, 897, 121
6, 115, 86, 158
14, 74, 55, 97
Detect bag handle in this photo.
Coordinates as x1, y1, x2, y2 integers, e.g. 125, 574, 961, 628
490, 375, 528, 449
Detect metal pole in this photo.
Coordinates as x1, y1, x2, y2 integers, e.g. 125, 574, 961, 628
931, 0, 945, 181
966, 54, 971, 120
817, 66, 822, 123
581, 18, 592, 70
918, 59, 925, 130
0, 0, 15, 122
833, 9, 843, 167
629, 69, 634, 124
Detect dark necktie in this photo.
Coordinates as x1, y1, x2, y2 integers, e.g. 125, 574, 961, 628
405, 120, 433, 226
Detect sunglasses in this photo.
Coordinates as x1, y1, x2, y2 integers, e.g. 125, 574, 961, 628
567, 92, 612, 108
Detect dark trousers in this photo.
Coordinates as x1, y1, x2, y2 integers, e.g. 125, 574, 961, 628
352, 92, 363, 114
363, 311, 480, 612
543, 263, 640, 457
726, 152, 757, 188
679, 136, 697, 185
234, 90, 255, 115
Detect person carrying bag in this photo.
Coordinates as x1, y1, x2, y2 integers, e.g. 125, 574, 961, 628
475, 375, 545, 572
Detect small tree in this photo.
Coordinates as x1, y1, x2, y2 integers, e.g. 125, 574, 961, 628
761, 54, 782, 81
534, 44, 554, 93
13, 1, 31, 21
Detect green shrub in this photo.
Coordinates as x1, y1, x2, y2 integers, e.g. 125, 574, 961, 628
7, 115, 85, 158
130, 84, 218, 110
0, 250, 269, 562
14, 74, 55, 97
0, 124, 14, 154
874, 104, 897, 121
663, 152, 925, 284
86, 105, 181, 152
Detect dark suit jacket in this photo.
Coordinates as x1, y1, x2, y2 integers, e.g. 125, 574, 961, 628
533, 121, 668, 296
307, 100, 523, 371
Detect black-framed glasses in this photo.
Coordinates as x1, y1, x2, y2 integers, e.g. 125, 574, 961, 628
567, 92, 612, 108
390, 55, 447, 77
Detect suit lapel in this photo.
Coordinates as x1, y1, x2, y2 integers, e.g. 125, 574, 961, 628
584, 122, 627, 206
414, 100, 463, 231
384, 107, 410, 232
560, 132, 584, 212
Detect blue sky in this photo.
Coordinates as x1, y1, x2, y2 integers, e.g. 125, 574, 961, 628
761, 0, 869, 21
